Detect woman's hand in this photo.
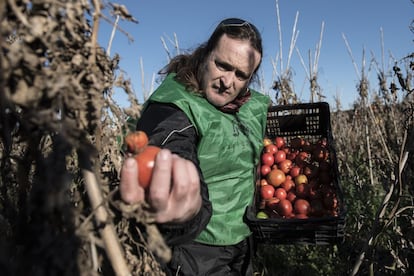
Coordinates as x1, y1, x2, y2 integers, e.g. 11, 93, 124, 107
120, 149, 202, 223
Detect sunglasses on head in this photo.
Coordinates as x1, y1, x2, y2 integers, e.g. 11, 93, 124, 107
219, 18, 261, 38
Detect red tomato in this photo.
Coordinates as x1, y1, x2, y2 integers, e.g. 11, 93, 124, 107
281, 178, 295, 192
276, 199, 293, 217
266, 197, 280, 210
302, 141, 314, 152
318, 137, 328, 147
260, 164, 271, 176
323, 194, 338, 210
125, 131, 149, 154
312, 145, 330, 162
135, 145, 161, 189
260, 178, 269, 186
289, 165, 301, 178
302, 163, 318, 179
294, 213, 309, 219
286, 149, 298, 161
264, 144, 278, 154
274, 187, 287, 200
274, 137, 286, 149
294, 199, 311, 215
278, 159, 292, 174
260, 185, 275, 200
267, 169, 286, 187
308, 180, 321, 200
286, 191, 297, 202
274, 150, 286, 164
295, 151, 309, 166
261, 153, 275, 166
295, 183, 310, 198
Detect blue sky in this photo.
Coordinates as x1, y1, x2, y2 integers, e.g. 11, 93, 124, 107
99, 0, 413, 110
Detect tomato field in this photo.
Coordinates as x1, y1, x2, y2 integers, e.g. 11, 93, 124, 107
1, 1, 413, 275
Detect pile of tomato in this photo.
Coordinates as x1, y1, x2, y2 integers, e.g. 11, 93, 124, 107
256, 136, 339, 219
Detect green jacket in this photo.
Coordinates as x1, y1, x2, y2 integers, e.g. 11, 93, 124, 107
148, 74, 269, 245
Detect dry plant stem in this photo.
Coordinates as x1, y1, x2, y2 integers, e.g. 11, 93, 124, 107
350, 131, 409, 276
7, 0, 29, 27
275, 0, 283, 72
140, 57, 146, 99
107, 15, 120, 56
365, 116, 375, 187
160, 36, 172, 62
83, 168, 131, 276
90, 0, 101, 65
368, 105, 393, 164
146, 224, 172, 263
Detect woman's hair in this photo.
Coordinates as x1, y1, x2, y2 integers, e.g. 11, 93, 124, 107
159, 18, 263, 93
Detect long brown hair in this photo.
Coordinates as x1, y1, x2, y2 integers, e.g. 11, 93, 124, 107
159, 18, 263, 94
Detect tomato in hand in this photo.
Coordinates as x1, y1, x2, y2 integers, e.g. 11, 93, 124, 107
135, 145, 161, 189
125, 130, 149, 154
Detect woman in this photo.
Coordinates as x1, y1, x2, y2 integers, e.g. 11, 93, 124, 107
120, 18, 270, 275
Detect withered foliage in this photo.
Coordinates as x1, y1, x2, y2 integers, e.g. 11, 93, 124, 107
330, 55, 414, 275
0, 1, 165, 275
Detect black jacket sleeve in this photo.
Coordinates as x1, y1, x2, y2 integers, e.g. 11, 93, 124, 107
136, 102, 212, 246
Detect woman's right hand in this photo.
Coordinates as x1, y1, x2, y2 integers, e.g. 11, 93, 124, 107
120, 149, 202, 223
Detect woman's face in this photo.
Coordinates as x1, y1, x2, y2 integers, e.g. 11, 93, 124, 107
201, 34, 261, 107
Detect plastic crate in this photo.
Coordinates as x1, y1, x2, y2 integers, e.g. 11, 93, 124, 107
245, 102, 346, 245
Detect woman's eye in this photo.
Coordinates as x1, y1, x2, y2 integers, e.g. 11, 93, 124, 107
236, 72, 248, 81
215, 61, 228, 71
215, 61, 249, 81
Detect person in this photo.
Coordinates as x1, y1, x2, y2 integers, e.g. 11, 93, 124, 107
120, 17, 271, 275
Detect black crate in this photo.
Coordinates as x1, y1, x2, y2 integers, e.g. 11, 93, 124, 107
245, 102, 346, 245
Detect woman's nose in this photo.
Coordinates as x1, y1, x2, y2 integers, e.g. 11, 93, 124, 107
220, 72, 234, 89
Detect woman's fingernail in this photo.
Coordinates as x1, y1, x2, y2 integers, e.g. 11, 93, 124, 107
125, 158, 136, 168
158, 149, 170, 160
